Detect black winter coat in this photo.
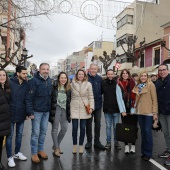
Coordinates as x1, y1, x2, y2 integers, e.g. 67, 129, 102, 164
155, 74, 170, 115
101, 78, 119, 113
0, 87, 11, 137
49, 81, 71, 123
26, 72, 52, 115
10, 75, 28, 122
88, 73, 102, 110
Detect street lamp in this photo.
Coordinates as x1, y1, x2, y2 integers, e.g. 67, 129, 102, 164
22, 48, 28, 67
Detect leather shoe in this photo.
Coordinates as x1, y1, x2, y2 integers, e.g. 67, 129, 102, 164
38, 151, 48, 159
85, 142, 92, 149
31, 155, 40, 163
143, 157, 150, 161
94, 142, 105, 150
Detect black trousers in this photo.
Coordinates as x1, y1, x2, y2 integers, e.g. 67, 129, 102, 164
0, 137, 4, 161
121, 114, 138, 145
86, 109, 101, 143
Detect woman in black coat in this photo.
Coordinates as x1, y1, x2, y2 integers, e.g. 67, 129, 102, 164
0, 69, 11, 170
49, 72, 71, 157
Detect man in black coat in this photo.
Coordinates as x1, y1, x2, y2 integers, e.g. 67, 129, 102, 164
155, 64, 170, 166
85, 64, 105, 150
6, 66, 28, 168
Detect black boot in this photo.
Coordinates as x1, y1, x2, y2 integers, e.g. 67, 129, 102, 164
0, 162, 6, 170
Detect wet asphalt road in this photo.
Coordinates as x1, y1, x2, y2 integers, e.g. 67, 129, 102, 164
1, 113, 170, 170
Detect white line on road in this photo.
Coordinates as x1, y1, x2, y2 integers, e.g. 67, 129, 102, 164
149, 158, 168, 170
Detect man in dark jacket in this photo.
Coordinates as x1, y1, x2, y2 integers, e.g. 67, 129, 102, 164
6, 66, 28, 168
155, 64, 170, 166
102, 69, 126, 150
85, 64, 105, 150
26, 63, 52, 163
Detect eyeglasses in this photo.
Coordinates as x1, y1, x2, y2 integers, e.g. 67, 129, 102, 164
158, 69, 167, 72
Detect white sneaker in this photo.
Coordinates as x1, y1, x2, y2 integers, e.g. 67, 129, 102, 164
130, 145, 135, 153
125, 145, 130, 154
13, 152, 27, 161
8, 156, 16, 167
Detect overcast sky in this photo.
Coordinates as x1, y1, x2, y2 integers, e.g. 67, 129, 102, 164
26, 0, 136, 66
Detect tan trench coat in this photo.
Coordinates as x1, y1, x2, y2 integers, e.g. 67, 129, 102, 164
132, 81, 158, 115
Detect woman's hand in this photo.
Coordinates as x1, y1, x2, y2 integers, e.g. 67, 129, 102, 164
122, 112, 127, 117
153, 114, 158, 120
89, 109, 93, 114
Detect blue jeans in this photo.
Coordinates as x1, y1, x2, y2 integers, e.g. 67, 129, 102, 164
6, 121, 24, 158
72, 119, 86, 145
138, 115, 153, 158
31, 112, 49, 155
104, 113, 120, 143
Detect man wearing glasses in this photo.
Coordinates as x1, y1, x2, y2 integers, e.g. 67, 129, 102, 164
155, 64, 170, 166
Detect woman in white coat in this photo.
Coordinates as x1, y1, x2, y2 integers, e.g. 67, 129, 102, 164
71, 69, 94, 154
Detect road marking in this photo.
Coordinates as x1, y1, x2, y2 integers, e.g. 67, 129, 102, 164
149, 158, 168, 170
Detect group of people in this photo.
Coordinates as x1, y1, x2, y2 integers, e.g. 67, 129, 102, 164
0, 63, 170, 170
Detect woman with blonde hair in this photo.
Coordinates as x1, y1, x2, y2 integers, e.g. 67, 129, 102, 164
50, 72, 71, 157
71, 69, 94, 154
132, 70, 158, 161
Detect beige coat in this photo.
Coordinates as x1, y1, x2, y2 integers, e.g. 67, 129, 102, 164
70, 80, 94, 119
132, 81, 158, 115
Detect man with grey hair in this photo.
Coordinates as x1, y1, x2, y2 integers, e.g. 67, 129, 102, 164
26, 63, 52, 163
85, 64, 105, 150
155, 64, 170, 165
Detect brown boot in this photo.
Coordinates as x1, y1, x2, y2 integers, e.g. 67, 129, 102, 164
72, 145, 77, 154
58, 148, 63, 154
54, 148, 60, 157
31, 154, 40, 163
79, 145, 84, 154
38, 151, 48, 159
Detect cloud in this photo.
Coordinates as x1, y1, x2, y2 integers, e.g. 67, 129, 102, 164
26, 13, 115, 65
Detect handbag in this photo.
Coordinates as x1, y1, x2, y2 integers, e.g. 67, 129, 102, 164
85, 103, 91, 114
116, 123, 138, 143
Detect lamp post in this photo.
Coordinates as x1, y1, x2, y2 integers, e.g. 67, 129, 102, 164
22, 48, 28, 67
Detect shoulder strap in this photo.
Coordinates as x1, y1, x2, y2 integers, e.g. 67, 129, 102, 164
72, 82, 86, 107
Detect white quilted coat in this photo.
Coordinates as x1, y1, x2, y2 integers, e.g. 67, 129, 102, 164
70, 80, 94, 119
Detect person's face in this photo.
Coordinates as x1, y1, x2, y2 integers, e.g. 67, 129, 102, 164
140, 73, 148, 83
134, 76, 138, 81
59, 74, 67, 85
89, 65, 98, 76
17, 70, 28, 81
158, 65, 169, 79
39, 64, 50, 78
77, 71, 85, 81
151, 75, 157, 82
122, 70, 129, 80
0, 71, 6, 84
107, 71, 114, 80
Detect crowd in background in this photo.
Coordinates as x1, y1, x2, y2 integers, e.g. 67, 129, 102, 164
0, 63, 170, 170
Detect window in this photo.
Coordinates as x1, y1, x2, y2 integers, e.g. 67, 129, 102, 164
95, 41, 102, 49
154, 48, 160, 65
1, 36, 7, 45
140, 53, 144, 68
117, 15, 133, 30
116, 34, 133, 47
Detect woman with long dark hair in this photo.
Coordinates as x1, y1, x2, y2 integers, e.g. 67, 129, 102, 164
0, 69, 11, 170
49, 72, 71, 157
118, 69, 137, 154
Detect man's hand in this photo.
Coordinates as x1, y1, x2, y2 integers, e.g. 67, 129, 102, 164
29, 115, 34, 119
121, 112, 127, 117
153, 114, 158, 120
89, 109, 93, 114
